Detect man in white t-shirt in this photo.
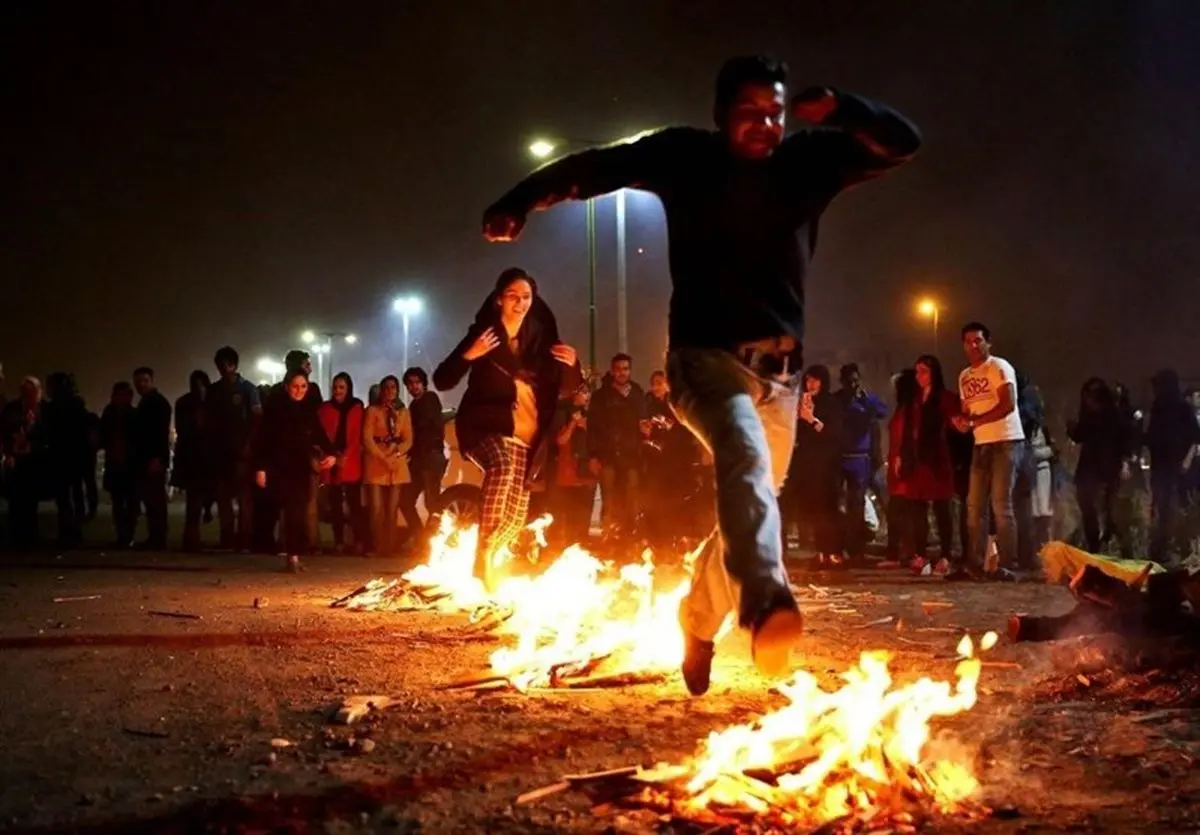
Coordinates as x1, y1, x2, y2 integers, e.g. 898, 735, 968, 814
950, 321, 1025, 577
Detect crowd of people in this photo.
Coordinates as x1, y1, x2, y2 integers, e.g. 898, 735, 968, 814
0, 347, 449, 562
4, 322, 1199, 579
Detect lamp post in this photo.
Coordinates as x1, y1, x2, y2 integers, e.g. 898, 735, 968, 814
302, 330, 358, 393
392, 296, 423, 380
528, 135, 641, 370
917, 298, 941, 356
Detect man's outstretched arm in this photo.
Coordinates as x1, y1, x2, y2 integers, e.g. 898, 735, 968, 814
787, 87, 922, 189
482, 128, 693, 241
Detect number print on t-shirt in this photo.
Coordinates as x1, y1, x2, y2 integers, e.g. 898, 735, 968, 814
961, 375, 992, 402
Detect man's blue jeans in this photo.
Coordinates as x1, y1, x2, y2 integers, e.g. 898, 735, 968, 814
668, 348, 799, 642
966, 440, 1021, 569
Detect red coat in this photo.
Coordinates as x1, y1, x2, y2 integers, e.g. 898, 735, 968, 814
888, 390, 959, 501
317, 399, 365, 485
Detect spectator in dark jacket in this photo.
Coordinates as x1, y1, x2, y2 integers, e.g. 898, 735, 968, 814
266, 350, 324, 550
1, 376, 48, 547
433, 268, 581, 589
255, 369, 336, 563
174, 369, 214, 551
43, 372, 90, 547
1067, 377, 1131, 554
588, 354, 647, 536
208, 346, 261, 551
1144, 368, 1200, 565
100, 381, 138, 547
132, 366, 172, 549
401, 366, 446, 544
781, 364, 841, 562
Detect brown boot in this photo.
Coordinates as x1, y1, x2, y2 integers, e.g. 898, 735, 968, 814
751, 607, 804, 678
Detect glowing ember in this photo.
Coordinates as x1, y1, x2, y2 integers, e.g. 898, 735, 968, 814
633, 632, 997, 826
342, 514, 692, 690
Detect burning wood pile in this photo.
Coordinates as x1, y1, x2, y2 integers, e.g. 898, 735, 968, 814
332, 514, 692, 692
521, 633, 998, 832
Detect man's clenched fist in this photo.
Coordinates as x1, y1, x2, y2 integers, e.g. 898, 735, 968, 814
790, 86, 838, 125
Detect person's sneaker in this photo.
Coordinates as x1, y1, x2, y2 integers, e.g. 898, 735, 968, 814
285, 554, 300, 573
908, 556, 928, 575
751, 607, 804, 678
933, 558, 951, 576
678, 599, 714, 696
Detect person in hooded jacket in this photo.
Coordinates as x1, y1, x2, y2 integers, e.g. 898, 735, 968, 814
1144, 368, 1200, 565
255, 369, 336, 566
1067, 378, 1130, 555
433, 267, 582, 590
318, 372, 367, 553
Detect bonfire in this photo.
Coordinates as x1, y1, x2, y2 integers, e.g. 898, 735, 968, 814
332, 513, 693, 691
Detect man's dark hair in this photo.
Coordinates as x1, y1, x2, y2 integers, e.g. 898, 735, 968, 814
839, 363, 860, 384
133, 366, 154, 378
214, 346, 239, 368
111, 381, 134, 397
403, 367, 428, 387
714, 55, 788, 122
960, 321, 991, 341
650, 370, 667, 381
284, 349, 310, 371
611, 353, 633, 367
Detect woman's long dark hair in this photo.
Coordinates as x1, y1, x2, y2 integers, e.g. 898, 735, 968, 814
472, 267, 558, 369
1079, 377, 1113, 415
331, 371, 355, 405
802, 364, 831, 394
895, 369, 920, 477
915, 354, 947, 468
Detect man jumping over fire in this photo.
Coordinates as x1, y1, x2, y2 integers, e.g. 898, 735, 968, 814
482, 55, 921, 695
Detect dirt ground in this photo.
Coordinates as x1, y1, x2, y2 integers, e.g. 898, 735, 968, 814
1, 547, 1199, 834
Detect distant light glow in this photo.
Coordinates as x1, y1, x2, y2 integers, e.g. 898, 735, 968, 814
344, 333, 358, 345
256, 357, 285, 376
528, 139, 556, 159
917, 298, 939, 318
301, 329, 316, 344
393, 296, 423, 316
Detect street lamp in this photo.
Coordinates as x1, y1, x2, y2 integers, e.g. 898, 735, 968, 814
255, 357, 285, 384
527, 134, 642, 369
300, 330, 358, 393
917, 298, 941, 355
392, 295, 423, 380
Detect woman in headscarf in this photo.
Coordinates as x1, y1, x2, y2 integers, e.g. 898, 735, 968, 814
363, 374, 412, 557
254, 369, 336, 567
780, 364, 840, 565
318, 372, 367, 554
433, 267, 582, 590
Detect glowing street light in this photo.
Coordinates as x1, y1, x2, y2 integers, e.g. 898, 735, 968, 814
299, 329, 358, 393
524, 133, 644, 367
255, 356, 285, 384
917, 298, 942, 355
392, 295, 424, 378
528, 139, 556, 159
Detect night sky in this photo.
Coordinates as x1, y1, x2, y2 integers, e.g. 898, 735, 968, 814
4, 1, 1198, 411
